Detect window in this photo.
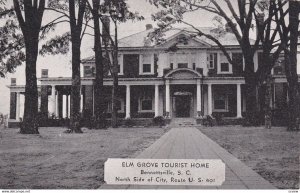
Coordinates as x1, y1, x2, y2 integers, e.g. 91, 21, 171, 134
207, 53, 217, 69
218, 53, 232, 74
177, 53, 188, 68
139, 95, 153, 112
169, 53, 175, 69
107, 99, 124, 113
178, 63, 188, 68
192, 63, 196, 70
232, 52, 244, 72
221, 63, 229, 72
141, 98, 152, 110
41, 69, 48, 78
140, 54, 153, 74
108, 55, 123, 75
143, 63, 151, 73
213, 91, 228, 111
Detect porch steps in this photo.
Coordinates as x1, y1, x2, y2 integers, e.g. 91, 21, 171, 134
169, 118, 197, 127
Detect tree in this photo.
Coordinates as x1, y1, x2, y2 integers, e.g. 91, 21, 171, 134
0, 5, 25, 78
12, 0, 46, 134
149, 0, 284, 126
40, 0, 90, 133
276, 0, 300, 131
254, 0, 286, 129
86, 0, 106, 129
68, 0, 87, 133
99, 0, 143, 128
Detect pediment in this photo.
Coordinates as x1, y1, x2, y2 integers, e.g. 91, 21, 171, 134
158, 31, 211, 49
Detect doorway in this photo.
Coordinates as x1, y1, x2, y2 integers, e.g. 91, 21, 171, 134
175, 95, 191, 117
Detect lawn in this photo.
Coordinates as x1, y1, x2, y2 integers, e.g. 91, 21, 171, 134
198, 126, 299, 189
0, 126, 167, 189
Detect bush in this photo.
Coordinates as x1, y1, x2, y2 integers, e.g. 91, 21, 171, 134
124, 118, 134, 127
153, 116, 165, 126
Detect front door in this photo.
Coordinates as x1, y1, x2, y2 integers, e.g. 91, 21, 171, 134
175, 95, 191, 117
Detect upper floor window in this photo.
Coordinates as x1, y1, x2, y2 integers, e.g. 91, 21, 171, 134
207, 53, 217, 69
218, 53, 232, 74
140, 54, 154, 74
232, 52, 244, 72
177, 53, 188, 68
108, 54, 123, 75
169, 53, 175, 69
178, 63, 188, 68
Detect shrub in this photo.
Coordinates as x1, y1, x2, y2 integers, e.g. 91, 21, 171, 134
153, 116, 165, 126
124, 118, 134, 127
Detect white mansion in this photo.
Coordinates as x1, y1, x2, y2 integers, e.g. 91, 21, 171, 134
7, 24, 290, 127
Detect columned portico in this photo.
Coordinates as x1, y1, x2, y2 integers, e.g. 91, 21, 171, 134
154, 84, 159, 117
237, 84, 242, 118
207, 83, 212, 115
125, 85, 131, 119
165, 80, 170, 118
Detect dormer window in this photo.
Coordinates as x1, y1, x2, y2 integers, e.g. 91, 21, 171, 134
140, 54, 154, 75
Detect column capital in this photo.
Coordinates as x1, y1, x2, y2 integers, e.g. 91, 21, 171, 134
165, 79, 170, 85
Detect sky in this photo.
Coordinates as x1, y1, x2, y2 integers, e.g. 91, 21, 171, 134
0, 0, 297, 115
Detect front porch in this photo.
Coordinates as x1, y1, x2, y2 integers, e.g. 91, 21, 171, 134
7, 76, 246, 128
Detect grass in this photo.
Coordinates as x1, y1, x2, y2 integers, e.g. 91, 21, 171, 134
198, 125, 299, 189
0, 126, 167, 189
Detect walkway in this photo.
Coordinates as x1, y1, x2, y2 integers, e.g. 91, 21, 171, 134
100, 127, 276, 189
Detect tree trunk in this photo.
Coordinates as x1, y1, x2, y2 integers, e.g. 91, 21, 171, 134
69, 32, 83, 133
111, 71, 118, 128
92, 0, 105, 129
264, 74, 272, 129
243, 56, 260, 126
20, 34, 39, 134
285, 1, 300, 131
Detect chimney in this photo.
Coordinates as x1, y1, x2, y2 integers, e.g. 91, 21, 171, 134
11, 78, 16, 86
146, 24, 153, 30
102, 16, 110, 45
41, 69, 48, 78
256, 13, 265, 37
225, 23, 237, 33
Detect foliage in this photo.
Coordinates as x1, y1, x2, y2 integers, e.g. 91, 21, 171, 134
124, 118, 134, 127
153, 116, 165, 126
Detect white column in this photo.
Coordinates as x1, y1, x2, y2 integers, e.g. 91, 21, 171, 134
50, 85, 56, 116
125, 85, 131, 119
196, 79, 202, 117
55, 91, 59, 117
165, 80, 170, 118
207, 83, 212, 115
237, 84, 242, 118
16, 92, 20, 121
80, 87, 83, 113
154, 84, 159, 117
68, 95, 70, 118
63, 95, 67, 118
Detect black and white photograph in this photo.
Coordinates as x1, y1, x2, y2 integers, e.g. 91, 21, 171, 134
0, 0, 299, 191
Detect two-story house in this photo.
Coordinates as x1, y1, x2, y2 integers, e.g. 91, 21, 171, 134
7, 23, 291, 127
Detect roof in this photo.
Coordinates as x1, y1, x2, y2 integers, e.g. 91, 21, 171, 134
118, 27, 256, 47
82, 27, 256, 63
